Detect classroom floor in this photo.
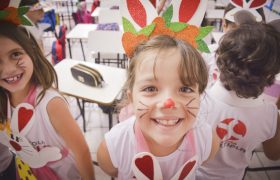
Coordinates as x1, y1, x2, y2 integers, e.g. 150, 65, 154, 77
43, 23, 280, 180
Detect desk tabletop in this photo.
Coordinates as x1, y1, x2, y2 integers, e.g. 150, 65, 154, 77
55, 59, 127, 105
66, 24, 97, 39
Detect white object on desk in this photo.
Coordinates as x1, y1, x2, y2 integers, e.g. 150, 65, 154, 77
54, 59, 127, 105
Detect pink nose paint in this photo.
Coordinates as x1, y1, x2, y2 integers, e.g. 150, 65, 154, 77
164, 98, 175, 108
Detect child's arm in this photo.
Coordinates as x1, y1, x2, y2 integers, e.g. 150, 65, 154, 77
203, 129, 220, 164
47, 97, 95, 180
97, 140, 118, 177
263, 113, 280, 160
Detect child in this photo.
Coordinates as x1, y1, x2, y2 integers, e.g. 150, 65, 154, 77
222, 2, 266, 33
19, 0, 46, 49
0, 20, 94, 180
196, 22, 280, 180
203, 0, 267, 88
97, 35, 219, 179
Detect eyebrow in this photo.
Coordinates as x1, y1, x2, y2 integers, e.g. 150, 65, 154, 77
9, 48, 25, 53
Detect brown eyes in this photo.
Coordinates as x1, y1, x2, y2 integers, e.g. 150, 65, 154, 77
142, 86, 194, 93
11, 52, 23, 60
143, 86, 157, 92
179, 86, 194, 93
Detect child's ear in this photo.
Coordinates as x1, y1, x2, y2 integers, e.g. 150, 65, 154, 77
127, 89, 133, 103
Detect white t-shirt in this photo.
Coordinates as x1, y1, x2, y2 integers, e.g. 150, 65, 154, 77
197, 81, 278, 180
1, 87, 80, 180
105, 116, 213, 180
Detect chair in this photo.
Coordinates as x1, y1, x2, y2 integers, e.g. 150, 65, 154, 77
243, 144, 280, 179
87, 30, 127, 68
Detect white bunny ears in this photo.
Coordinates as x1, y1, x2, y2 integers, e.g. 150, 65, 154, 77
132, 152, 198, 180
225, 0, 267, 22
120, 0, 213, 58
120, 0, 208, 31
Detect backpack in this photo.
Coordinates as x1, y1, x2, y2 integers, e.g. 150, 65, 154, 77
51, 25, 67, 64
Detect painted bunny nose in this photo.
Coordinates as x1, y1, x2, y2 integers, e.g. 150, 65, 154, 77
163, 98, 175, 108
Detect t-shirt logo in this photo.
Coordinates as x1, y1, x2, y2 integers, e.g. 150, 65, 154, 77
216, 118, 247, 141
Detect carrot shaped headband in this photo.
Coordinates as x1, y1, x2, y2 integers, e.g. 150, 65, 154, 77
225, 0, 267, 22
0, 0, 32, 26
120, 0, 213, 58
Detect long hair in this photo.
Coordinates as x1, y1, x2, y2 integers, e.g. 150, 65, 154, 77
0, 21, 58, 123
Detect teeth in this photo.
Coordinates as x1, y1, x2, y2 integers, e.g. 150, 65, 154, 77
5, 74, 21, 83
155, 119, 180, 126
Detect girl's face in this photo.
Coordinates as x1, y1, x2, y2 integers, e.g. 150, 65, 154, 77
129, 48, 200, 155
0, 36, 34, 98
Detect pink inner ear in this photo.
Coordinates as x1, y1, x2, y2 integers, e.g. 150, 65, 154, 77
179, 160, 196, 180
127, 0, 147, 28
0, 0, 10, 10
250, 0, 266, 8
231, 0, 243, 7
179, 0, 200, 23
18, 107, 33, 132
135, 155, 154, 180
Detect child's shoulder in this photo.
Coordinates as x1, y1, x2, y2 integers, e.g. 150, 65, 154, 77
108, 116, 135, 135
35, 87, 62, 105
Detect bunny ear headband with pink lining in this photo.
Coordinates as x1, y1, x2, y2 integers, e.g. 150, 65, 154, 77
0, 0, 32, 26
120, 0, 213, 58
225, 0, 267, 22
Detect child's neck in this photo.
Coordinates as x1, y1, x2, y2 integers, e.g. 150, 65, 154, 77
145, 135, 184, 157
9, 83, 34, 107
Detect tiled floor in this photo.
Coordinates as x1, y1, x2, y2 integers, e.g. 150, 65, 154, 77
42, 21, 280, 180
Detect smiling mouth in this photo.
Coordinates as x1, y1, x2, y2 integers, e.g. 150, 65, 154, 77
3, 73, 23, 83
152, 118, 183, 127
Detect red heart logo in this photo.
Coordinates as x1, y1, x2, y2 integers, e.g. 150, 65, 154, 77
135, 155, 154, 180
18, 107, 33, 132
179, 160, 196, 180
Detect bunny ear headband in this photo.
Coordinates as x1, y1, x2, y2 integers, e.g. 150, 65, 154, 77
225, 0, 267, 22
120, 0, 213, 58
0, 0, 32, 26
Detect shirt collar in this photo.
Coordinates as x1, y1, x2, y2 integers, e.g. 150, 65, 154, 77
209, 80, 264, 107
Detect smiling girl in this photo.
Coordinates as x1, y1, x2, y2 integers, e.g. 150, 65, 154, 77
97, 35, 219, 179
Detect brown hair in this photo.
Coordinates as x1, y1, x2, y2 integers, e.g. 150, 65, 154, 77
122, 35, 208, 105
0, 21, 58, 123
217, 22, 280, 98
223, 3, 266, 29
